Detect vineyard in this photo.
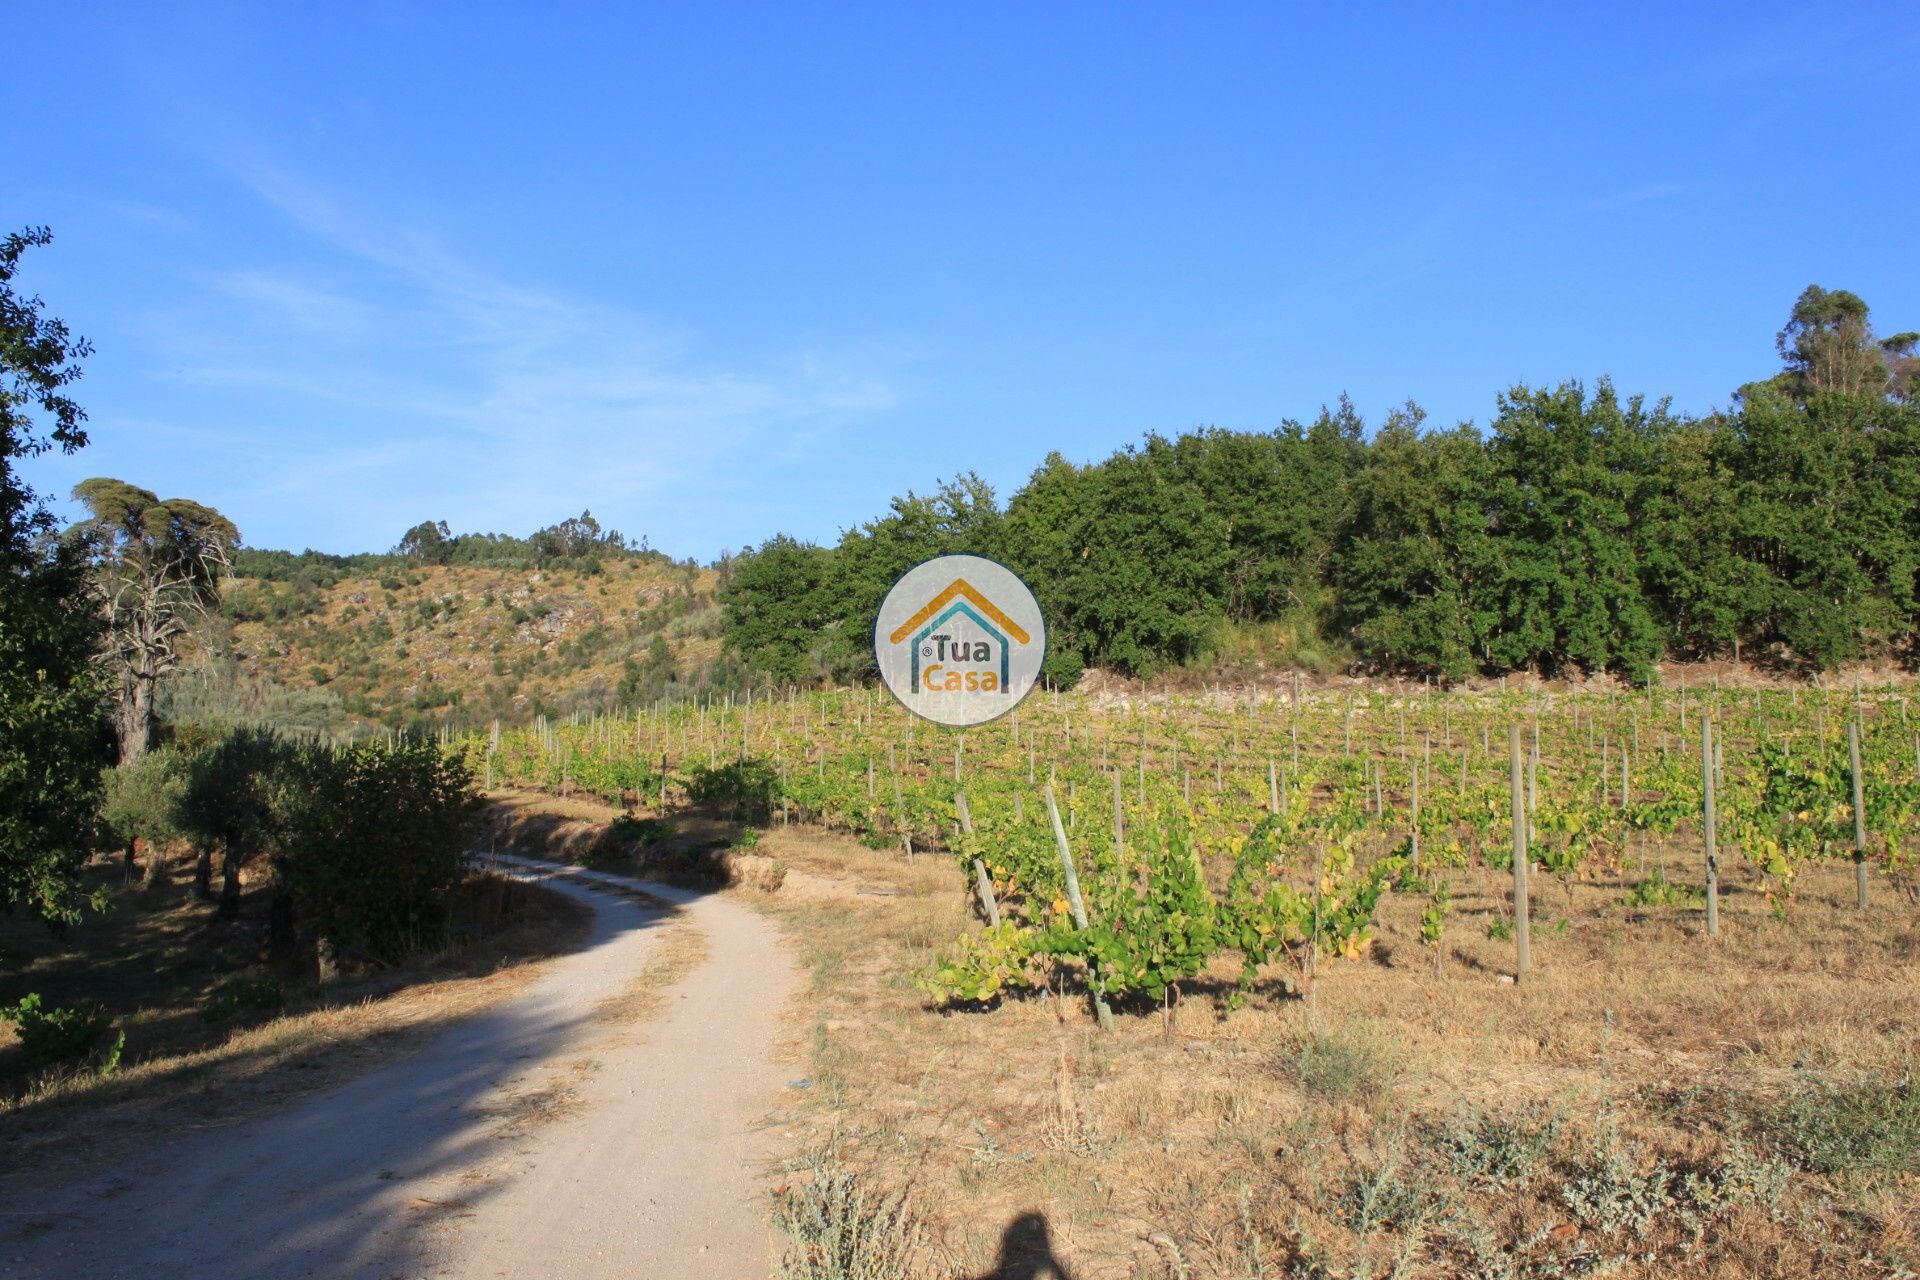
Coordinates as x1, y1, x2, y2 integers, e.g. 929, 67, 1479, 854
468, 677, 1920, 1017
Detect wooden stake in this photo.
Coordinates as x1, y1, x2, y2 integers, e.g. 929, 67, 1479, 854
1045, 785, 1112, 1031
1510, 724, 1531, 978
1410, 760, 1421, 870
956, 792, 999, 928
1703, 717, 1719, 937
1849, 720, 1869, 910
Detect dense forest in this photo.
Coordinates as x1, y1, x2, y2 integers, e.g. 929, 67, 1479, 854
722, 286, 1920, 686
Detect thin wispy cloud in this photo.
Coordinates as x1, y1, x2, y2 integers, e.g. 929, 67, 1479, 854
130, 164, 907, 552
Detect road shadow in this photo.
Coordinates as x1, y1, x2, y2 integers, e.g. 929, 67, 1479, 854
2, 854, 704, 1280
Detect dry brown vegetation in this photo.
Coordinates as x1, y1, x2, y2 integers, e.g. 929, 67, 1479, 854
212, 556, 721, 730
744, 824, 1920, 1279
0, 855, 590, 1200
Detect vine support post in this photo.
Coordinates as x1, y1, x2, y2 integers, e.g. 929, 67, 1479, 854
1703, 716, 1720, 937
1111, 771, 1125, 859
1267, 757, 1279, 815
1849, 720, 1869, 910
1045, 785, 1112, 1031
1509, 724, 1531, 979
956, 792, 999, 928
1410, 760, 1420, 870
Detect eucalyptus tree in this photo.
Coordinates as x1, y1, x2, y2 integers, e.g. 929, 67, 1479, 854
68, 478, 239, 763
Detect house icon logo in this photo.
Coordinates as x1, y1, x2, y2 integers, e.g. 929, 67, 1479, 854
874, 556, 1046, 727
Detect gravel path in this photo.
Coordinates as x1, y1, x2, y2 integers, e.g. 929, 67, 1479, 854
3, 854, 801, 1280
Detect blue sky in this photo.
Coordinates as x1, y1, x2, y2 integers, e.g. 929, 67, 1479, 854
9, 4, 1917, 560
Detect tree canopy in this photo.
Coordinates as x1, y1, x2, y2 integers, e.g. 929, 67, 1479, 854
0, 228, 110, 924
723, 286, 1920, 685
68, 478, 240, 763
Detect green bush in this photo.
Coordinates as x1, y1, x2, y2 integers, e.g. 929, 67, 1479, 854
2, 992, 117, 1068
274, 737, 479, 963
684, 756, 780, 819
1291, 1024, 1393, 1105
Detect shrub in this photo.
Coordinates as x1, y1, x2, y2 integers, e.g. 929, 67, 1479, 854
177, 728, 302, 915
773, 1156, 926, 1280
275, 738, 479, 963
684, 756, 780, 819
1291, 1024, 1393, 1105
2, 992, 117, 1068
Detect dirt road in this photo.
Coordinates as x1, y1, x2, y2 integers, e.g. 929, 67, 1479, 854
3, 854, 801, 1280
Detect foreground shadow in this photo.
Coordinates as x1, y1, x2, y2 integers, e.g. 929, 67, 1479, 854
1, 854, 700, 1280
974, 1212, 1080, 1280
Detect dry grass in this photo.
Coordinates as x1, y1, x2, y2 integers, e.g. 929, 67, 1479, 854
0, 858, 590, 1199
594, 922, 708, 1029
750, 825, 1920, 1280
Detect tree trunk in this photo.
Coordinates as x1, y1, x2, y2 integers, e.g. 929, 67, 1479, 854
195, 846, 214, 900
113, 670, 157, 766
141, 839, 169, 890
217, 845, 248, 920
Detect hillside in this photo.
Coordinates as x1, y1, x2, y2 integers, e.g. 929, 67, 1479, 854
195, 555, 727, 735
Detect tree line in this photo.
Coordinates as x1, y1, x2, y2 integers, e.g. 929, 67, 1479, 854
721, 286, 1920, 687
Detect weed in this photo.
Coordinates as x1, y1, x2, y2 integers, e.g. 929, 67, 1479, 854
1677, 1136, 1793, 1224
1334, 1156, 1439, 1236
1291, 1025, 1392, 1106
1618, 869, 1703, 910
1560, 1138, 1673, 1241
1434, 1102, 1565, 1189
773, 1152, 927, 1280
1761, 1065, 1920, 1180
